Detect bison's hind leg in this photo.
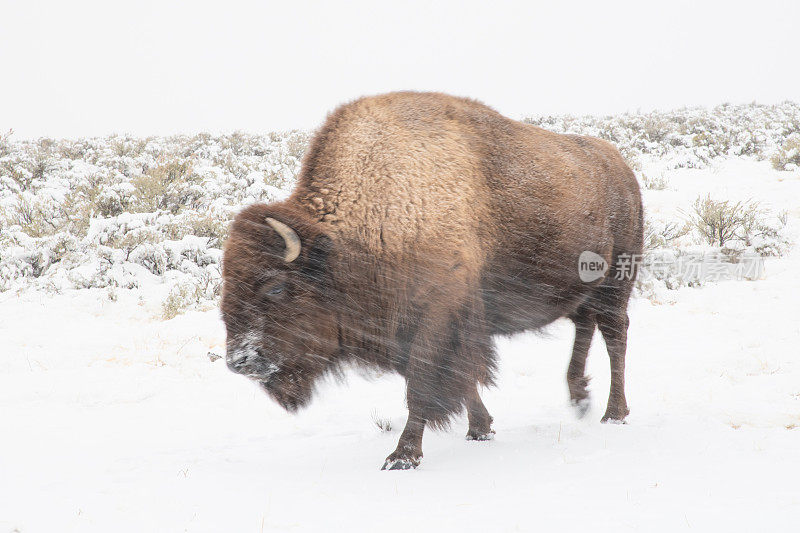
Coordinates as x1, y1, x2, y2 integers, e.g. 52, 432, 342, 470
567, 305, 596, 418
593, 279, 634, 423
596, 309, 630, 423
466, 383, 495, 441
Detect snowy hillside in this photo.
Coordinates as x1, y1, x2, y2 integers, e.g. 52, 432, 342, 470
2, 102, 799, 308
0, 130, 307, 314
2, 103, 800, 532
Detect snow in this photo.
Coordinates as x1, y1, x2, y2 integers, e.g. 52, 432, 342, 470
2, 107, 800, 531
2, 248, 800, 531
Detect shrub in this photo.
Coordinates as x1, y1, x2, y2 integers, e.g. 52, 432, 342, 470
2, 104, 796, 298
688, 195, 789, 255
770, 133, 800, 170
284, 130, 309, 160
641, 172, 669, 190
95, 183, 134, 217
185, 214, 229, 248
692, 131, 731, 154
622, 154, 641, 172
371, 411, 393, 433
131, 159, 196, 213
129, 243, 168, 275
737, 205, 790, 256
7, 197, 59, 237
524, 101, 800, 169
161, 283, 195, 320
1, 159, 33, 191
689, 195, 747, 247
2, 144, 58, 190
160, 273, 217, 319
30, 148, 54, 182
57, 140, 87, 160
644, 218, 690, 251
109, 229, 162, 260
111, 136, 146, 158
163, 213, 230, 248
0, 129, 12, 158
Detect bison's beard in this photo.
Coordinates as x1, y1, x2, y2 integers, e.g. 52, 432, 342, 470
259, 370, 315, 413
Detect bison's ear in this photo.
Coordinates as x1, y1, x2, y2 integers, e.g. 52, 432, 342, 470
300, 234, 332, 282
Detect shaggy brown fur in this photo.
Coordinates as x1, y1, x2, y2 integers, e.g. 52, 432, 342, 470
221, 91, 643, 470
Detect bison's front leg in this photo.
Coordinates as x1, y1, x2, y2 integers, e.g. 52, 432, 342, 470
381, 318, 462, 470
382, 412, 425, 470
381, 291, 491, 470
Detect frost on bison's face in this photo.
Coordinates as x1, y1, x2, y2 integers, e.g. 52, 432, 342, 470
221, 203, 338, 412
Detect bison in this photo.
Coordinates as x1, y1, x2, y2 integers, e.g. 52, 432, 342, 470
221, 91, 643, 470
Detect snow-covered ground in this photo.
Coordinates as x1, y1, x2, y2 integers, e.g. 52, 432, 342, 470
2, 245, 800, 532
2, 107, 800, 531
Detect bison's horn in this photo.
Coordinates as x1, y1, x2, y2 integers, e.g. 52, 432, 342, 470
265, 217, 301, 263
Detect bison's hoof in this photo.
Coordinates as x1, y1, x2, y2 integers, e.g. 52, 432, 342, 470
571, 398, 591, 419
601, 407, 630, 424
381, 456, 421, 470
466, 429, 495, 441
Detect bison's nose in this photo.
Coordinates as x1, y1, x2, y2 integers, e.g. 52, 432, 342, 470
226, 346, 256, 374
226, 354, 249, 374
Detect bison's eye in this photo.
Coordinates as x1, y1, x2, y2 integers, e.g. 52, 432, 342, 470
255, 269, 288, 300
261, 281, 287, 300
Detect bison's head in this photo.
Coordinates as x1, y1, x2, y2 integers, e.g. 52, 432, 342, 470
221, 202, 338, 411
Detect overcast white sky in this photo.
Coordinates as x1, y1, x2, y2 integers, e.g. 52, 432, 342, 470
2, 0, 798, 139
